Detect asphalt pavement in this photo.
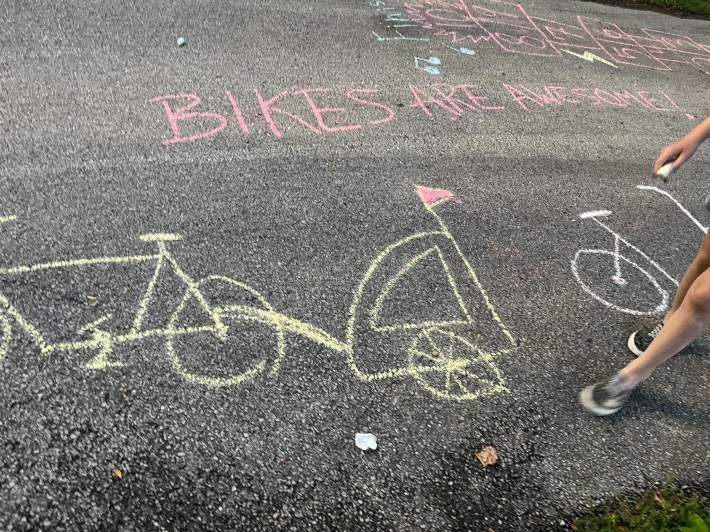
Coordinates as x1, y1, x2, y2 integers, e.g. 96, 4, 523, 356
1, 0, 709, 529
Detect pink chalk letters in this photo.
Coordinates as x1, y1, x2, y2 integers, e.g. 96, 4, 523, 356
502, 84, 680, 111
149, 82, 684, 145
148, 94, 228, 145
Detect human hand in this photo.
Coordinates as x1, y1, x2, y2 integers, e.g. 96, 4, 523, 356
653, 136, 702, 176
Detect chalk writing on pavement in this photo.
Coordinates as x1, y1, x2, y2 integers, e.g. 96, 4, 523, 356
149, 83, 685, 144
371, 0, 429, 42
405, 0, 710, 75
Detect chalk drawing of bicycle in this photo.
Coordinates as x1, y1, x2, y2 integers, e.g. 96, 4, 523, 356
0, 188, 516, 401
572, 185, 708, 316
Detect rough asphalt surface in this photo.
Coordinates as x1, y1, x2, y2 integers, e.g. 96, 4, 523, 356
1, 0, 709, 529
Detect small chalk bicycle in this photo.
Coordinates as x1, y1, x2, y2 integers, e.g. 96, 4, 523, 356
571, 185, 708, 316
0, 188, 515, 401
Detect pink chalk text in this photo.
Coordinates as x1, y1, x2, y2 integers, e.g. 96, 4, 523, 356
149, 81, 686, 145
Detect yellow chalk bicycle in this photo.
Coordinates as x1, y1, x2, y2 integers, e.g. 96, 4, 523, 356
0, 188, 515, 400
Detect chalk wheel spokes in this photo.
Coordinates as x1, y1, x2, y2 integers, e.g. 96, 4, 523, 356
407, 328, 506, 401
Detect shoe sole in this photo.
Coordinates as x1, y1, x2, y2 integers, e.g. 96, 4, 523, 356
627, 331, 644, 357
629, 329, 687, 358
579, 386, 623, 416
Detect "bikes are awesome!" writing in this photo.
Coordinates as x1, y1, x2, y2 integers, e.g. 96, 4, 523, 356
148, 81, 684, 145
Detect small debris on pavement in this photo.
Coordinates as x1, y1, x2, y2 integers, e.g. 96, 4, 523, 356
112, 468, 123, 479
177, 37, 186, 47
476, 445, 498, 467
355, 433, 377, 451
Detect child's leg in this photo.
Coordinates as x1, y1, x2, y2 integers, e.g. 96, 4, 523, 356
663, 230, 710, 322
582, 232, 710, 415
621, 265, 710, 386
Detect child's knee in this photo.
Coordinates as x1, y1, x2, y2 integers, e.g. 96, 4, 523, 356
696, 251, 710, 271
685, 282, 710, 316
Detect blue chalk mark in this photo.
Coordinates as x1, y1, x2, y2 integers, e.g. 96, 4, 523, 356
414, 56, 441, 75
373, 30, 428, 42
446, 45, 476, 55
385, 13, 411, 22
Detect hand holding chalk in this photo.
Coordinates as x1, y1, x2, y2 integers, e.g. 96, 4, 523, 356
655, 162, 675, 183
653, 136, 702, 180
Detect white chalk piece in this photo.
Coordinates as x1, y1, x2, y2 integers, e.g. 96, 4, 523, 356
355, 433, 377, 451
177, 37, 186, 47
656, 162, 674, 182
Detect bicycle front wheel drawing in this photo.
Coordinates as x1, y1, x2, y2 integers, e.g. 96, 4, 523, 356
407, 328, 507, 401
572, 249, 669, 316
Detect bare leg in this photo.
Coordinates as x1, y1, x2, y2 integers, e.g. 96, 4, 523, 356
663, 230, 710, 322
620, 266, 710, 386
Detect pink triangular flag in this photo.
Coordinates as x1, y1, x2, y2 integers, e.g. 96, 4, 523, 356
416, 187, 455, 208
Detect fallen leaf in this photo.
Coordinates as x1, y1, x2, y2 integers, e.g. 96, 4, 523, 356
654, 491, 664, 506
86, 295, 96, 301
113, 468, 123, 479
476, 445, 498, 467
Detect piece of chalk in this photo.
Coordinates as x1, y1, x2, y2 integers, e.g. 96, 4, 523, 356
177, 37, 186, 47
656, 162, 674, 181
